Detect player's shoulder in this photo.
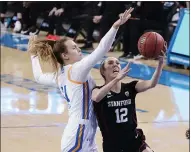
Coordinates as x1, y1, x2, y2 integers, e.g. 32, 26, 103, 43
59, 64, 71, 74
58, 65, 72, 84
92, 85, 104, 91
122, 80, 139, 90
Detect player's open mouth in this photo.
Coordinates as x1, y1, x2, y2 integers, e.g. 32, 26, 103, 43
113, 69, 119, 73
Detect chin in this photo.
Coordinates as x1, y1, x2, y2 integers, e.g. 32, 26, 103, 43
111, 77, 116, 80
76, 56, 82, 62
110, 74, 117, 80
113, 72, 118, 77
79, 56, 83, 60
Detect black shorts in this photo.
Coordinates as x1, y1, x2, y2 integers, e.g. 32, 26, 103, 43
103, 128, 153, 152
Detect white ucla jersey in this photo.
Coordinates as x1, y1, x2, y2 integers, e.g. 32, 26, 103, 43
58, 65, 98, 152
58, 65, 96, 123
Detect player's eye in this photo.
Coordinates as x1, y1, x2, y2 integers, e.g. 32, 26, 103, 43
108, 61, 113, 64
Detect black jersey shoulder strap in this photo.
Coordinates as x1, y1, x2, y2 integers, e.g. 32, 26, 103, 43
92, 85, 104, 91
123, 80, 139, 94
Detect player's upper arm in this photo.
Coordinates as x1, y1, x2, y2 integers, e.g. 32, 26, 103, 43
135, 80, 153, 93
91, 87, 100, 103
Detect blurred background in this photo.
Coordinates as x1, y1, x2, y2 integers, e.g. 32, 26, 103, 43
0, 1, 190, 70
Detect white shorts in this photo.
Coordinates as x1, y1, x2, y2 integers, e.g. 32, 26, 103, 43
61, 122, 98, 152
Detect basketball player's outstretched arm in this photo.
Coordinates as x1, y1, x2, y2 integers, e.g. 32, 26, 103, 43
135, 48, 166, 93
70, 8, 134, 82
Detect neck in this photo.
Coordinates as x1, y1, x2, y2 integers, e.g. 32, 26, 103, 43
105, 79, 121, 93
64, 60, 75, 66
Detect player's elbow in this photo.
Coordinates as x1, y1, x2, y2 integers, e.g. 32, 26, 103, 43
91, 89, 102, 102
33, 75, 43, 85
150, 81, 157, 88
91, 96, 98, 103
33, 75, 40, 83
91, 95, 100, 103
150, 84, 156, 88
146, 80, 157, 89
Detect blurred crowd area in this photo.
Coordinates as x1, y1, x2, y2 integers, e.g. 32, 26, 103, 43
0, 1, 189, 59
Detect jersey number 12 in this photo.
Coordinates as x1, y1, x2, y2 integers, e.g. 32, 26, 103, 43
115, 108, 128, 123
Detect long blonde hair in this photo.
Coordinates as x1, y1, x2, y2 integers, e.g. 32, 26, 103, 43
28, 36, 70, 75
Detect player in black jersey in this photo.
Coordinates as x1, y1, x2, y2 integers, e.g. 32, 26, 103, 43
92, 46, 166, 152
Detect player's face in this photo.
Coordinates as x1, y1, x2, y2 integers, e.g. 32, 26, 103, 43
64, 40, 83, 62
103, 57, 121, 80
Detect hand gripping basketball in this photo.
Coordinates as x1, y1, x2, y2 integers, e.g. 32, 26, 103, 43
158, 41, 167, 63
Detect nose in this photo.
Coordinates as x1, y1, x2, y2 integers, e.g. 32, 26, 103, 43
113, 62, 118, 67
77, 47, 81, 52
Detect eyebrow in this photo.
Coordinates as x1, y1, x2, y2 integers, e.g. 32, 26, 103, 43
108, 59, 118, 62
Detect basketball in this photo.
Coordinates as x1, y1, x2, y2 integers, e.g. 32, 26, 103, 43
138, 32, 165, 58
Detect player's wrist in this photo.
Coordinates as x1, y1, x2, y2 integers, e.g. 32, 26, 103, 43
157, 61, 164, 71
112, 22, 120, 29
158, 59, 164, 65
113, 77, 121, 82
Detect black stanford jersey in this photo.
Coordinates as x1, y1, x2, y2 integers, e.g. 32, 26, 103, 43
93, 81, 138, 141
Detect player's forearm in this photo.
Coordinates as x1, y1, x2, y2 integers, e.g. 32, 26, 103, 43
135, 61, 163, 92
83, 26, 118, 67
31, 55, 43, 81
150, 61, 163, 87
92, 78, 118, 102
30, 56, 57, 86
112, 21, 121, 29
71, 27, 118, 82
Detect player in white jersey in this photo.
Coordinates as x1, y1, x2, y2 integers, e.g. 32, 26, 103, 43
28, 8, 134, 152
